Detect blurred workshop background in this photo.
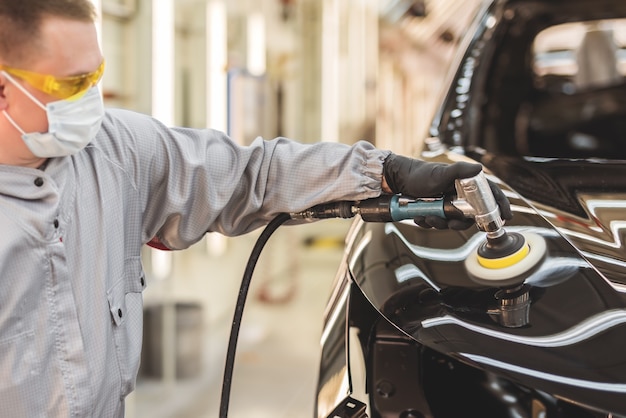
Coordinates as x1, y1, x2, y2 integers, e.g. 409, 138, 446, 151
89, 0, 481, 416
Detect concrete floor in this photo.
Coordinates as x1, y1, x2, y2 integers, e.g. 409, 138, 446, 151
127, 220, 350, 418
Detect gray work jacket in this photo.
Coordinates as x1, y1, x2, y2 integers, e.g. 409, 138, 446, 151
0, 108, 388, 417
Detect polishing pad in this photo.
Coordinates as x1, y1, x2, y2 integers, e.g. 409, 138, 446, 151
465, 231, 546, 287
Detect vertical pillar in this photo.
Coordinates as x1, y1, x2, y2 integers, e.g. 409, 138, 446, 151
343, 0, 378, 137
150, 0, 174, 277
151, 0, 176, 384
321, 0, 339, 142
205, 0, 229, 257
247, 12, 266, 77
152, 0, 175, 126
206, 0, 228, 133
298, 0, 323, 143
345, 0, 364, 129
364, 0, 379, 132
150, 0, 175, 279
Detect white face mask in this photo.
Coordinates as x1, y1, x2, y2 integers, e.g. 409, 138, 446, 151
2, 71, 104, 158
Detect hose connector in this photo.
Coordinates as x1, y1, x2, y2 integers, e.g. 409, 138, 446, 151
290, 201, 356, 220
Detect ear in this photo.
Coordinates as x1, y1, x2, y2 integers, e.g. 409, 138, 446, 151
0, 73, 7, 111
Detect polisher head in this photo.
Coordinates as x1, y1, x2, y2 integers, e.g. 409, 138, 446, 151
465, 231, 546, 287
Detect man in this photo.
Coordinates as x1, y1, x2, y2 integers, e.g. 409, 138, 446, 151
0, 1, 510, 416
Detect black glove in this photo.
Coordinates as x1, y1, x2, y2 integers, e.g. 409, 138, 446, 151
383, 153, 512, 230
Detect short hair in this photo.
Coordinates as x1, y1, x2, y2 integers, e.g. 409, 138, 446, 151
0, 0, 97, 66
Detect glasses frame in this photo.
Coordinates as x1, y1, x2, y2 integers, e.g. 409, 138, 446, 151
0, 59, 105, 100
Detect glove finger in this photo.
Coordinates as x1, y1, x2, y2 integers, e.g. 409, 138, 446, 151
383, 154, 483, 198
488, 180, 513, 220
414, 216, 447, 229
446, 161, 483, 180
423, 215, 449, 230
448, 219, 476, 230
414, 216, 430, 229
415, 216, 474, 230
425, 162, 483, 196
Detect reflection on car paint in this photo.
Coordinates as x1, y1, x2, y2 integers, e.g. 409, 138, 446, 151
422, 308, 626, 348
462, 353, 626, 393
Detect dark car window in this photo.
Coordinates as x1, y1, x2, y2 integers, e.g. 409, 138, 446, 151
519, 19, 626, 159
533, 20, 626, 93
432, 2, 626, 161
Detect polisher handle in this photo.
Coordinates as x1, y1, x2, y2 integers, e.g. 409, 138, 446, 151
453, 172, 505, 235
290, 171, 504, 227
357, 194, 469, 222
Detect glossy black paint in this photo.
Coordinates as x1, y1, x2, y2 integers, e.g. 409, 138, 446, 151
316, 0, 626, 416
351, 215, 626, 414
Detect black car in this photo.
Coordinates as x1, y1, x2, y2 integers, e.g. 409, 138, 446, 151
316, 1, 626, 417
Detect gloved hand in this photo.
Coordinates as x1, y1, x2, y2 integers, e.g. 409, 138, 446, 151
383, 153, 512, 230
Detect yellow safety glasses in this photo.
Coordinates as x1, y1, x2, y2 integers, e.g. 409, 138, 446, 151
0, 59, 105, 100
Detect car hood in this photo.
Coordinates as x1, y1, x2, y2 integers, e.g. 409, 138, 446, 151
347, 152, 626, 414
481, 154, 626, 285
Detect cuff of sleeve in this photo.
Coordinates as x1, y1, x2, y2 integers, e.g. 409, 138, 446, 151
359, 145, 392, 197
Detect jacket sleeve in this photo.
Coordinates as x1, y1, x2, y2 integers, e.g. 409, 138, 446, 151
102, 109, 390, 249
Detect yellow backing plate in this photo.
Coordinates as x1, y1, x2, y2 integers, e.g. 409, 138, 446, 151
477, 242, 530, 269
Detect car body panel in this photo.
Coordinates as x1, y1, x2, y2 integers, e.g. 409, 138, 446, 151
348, 161, 626, 414
317, 0, 626, 416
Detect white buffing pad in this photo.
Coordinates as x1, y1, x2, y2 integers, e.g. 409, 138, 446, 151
464, 231, 546, 287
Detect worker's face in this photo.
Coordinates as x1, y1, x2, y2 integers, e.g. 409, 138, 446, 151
0, 15, 102, 167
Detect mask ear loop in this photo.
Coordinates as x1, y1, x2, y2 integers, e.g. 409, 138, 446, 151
2, 108, 26, 135
1, 71, 48, 111
1, 71, 48, 136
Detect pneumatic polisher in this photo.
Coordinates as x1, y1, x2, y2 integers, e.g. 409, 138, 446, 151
291, 170, 546, 288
